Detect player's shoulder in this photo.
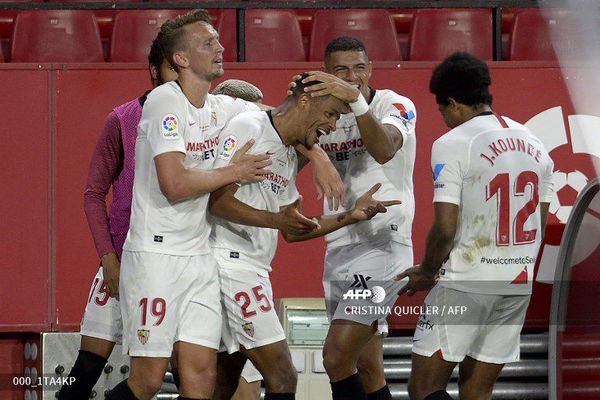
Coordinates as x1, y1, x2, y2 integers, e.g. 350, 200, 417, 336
144, 82, 183, 111
437, 123, 471, 142
209, 93, 254, 109
222, 110, 269, 136
501, 115, 548, 148
374, 89, 415, 110
228, 109, 268, 124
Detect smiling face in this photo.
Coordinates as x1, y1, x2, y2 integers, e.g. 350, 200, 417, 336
174, 21, 225, 82
297, 95, 351, 149
324, 50, 372, 100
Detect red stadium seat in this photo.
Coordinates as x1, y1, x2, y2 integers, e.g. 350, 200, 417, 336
110, 10, 188, 62
11, 10, 104, 62
214, 9, 237, 62
389, 8, 414, 60
509, 9, 590, 61
408, 9, 493, 61
0, 35, 3, 62
309, 9, 401, 62
47, 0, 142, 53
245, 10, 305, 62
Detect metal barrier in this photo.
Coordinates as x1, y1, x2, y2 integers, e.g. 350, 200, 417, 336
383, 333, 549, 399
153, 333, 550, 399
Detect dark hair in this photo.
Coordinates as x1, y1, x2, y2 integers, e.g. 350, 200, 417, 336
325, 36, 368, 59
290, 72, 323, 98
158, 9, 213, 72
429, 52, 493, 106
148, 36, 165, 85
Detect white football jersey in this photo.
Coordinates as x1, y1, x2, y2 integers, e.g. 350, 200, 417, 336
318, 89, 416, 247
210, 111, 299, 275
432, 112, 554, 295
124, 82, 258, 255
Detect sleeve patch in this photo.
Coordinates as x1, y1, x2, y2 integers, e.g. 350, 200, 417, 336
161, 114, 180, 140
392, 103, 416, 121
218, 135, 238, 160
433, 163, 446, 181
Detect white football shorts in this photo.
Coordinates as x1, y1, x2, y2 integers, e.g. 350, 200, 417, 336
219, 263, 286, 355
412, 284, 530, 364
324, 239, 413, 334
120, 251, 222, 357
240, 360, 263, 383
80, 266, 122, 344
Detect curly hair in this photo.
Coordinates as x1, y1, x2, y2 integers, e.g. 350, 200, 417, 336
429, 52, 493, 106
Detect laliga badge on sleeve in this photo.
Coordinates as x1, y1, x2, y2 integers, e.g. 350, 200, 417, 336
161, 114, 180, 140
219, 135, 238, 160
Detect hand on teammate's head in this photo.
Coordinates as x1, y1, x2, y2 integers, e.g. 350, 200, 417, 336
286, 74, 303, 96
301, 71, 360, 104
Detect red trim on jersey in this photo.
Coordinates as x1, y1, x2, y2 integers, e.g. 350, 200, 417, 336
493, 112, 509, 128
511, 266, 529, 284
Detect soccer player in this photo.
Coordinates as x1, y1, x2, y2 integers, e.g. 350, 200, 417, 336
208, 73, 401, 400
395, 52, 554, 400
57, 38, 177, 400
303, 36, 417, 400
106, 10, 271, 400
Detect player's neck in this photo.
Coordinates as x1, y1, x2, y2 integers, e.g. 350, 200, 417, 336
177, 73, 211, 108
463, 104, 492, 123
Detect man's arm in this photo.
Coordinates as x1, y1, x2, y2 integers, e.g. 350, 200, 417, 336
209, 185, 319, 236
395, 202, 458, 295
83, 111, 122, 296
355, 116, 403, 164
420, 202, 458, 275
155, 140, 271, 202
303, 71, 405, 164
295, 143, 346, 211
282, 183, 400, 242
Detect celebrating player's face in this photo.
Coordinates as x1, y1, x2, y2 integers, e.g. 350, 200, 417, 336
180, 21, 225, 81
303, 96, 350, 149
324, 50, 373, 101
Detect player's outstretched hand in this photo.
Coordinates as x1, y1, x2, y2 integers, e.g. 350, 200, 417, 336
230, 139, 272, 184
101, 252, 120, 298
313, 158, 346, 211
276, 196, 321, 236
394, 265, 437, 296
302, 71, 360, 103
350, 183, 401, 221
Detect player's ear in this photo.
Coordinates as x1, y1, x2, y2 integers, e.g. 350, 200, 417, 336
366, 61, 373, 79
149, 65, 159, 83
297, 93, 311, 109
447, 97, 459, 111
172, 51, 188, 69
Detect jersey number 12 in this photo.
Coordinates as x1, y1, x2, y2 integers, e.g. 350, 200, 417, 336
486, 171, 539, 246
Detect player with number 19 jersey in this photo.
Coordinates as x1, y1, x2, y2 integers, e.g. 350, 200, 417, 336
120, 81, 257, 357
431, 112, 554, 295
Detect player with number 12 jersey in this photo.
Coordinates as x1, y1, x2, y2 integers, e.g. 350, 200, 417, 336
431, 111, 554, 295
